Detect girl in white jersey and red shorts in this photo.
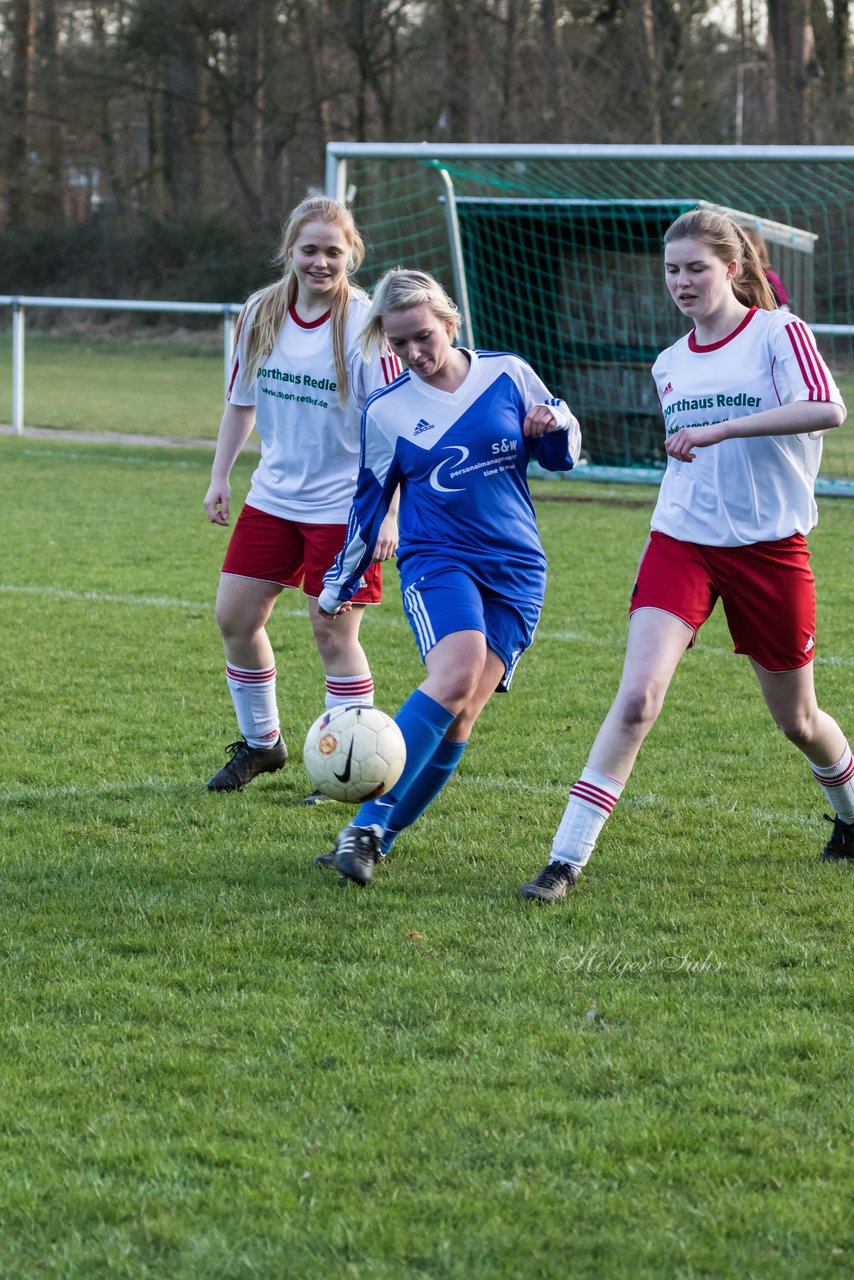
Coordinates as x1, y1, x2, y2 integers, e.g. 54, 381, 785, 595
203, 197, 400, 799
521, 208, 852, 902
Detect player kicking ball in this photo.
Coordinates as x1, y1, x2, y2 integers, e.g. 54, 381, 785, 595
521, 208, 851, 903
315, 269, 582, 884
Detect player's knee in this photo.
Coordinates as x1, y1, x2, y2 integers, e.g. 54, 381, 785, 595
617, 684, 663, 734
311, 621, 339, 661
433, 669, 481, 713
214, 599, 236, 638
773, 707, 818, 749
315, 635, 353, 669
311, 617, 356, 666
451, 703, 480, 737
216, 599, 259, 645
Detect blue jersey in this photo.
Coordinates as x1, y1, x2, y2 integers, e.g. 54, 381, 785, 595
319, 349, 582, 611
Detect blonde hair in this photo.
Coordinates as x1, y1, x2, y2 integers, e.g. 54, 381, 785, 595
240, 196, 365, 403
664, 209, 778, 311
360, 268, 462, 358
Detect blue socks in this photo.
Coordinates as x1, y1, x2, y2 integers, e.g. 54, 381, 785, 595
381, 737, 467, 853
354, 690, 455, 831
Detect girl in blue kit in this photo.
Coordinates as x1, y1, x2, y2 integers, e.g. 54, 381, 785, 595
314, 268, 582, 884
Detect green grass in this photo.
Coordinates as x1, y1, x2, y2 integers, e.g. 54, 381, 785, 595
1, 437, 853, 1278
1, 334, 852, 482
822, 373, 854, 477
0, 330, 225, 438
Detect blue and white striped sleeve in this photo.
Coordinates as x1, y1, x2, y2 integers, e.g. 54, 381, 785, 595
318, 401, 401, 612
514, 360, 582, 471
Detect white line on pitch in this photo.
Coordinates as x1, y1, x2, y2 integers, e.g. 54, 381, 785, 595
0, 583, 209, 609
0, 772, 826, 834
0, 777, 181, 803
13, 447, 205, 468
1, 582, 851, 667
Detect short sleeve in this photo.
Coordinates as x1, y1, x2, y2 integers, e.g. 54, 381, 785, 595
349, 345, 402, 409
774, 315, 844, 407
226, 303, 257, 407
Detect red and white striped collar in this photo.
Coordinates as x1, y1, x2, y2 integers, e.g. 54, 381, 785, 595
288, 303, 332, 330
688, 307, 757, 352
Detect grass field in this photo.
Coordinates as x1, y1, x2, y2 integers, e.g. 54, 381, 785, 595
1, 330, 853, 480
1, 433, 853, 1278
0, 330, 225, 438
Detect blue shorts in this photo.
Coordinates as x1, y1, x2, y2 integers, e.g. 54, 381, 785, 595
401, 566, 541, 692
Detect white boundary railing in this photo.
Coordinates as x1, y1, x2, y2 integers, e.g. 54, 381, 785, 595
0, 295, 242, 435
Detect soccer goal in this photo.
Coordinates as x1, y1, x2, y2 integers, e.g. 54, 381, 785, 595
326, 143, 854, 493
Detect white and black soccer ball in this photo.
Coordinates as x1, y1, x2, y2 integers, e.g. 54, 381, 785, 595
303, 704, 406, 803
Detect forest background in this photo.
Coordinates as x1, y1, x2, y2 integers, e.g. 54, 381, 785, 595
0, 0, 852, 302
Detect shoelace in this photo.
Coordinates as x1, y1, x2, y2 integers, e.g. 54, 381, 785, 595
338, 828, 366, 851
538, 861, 573, 885
337, 827, 378, 857
224, 740, 248, 757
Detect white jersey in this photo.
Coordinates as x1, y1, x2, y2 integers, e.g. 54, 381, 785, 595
227, 293, 400, 523
651, 307, 844, 546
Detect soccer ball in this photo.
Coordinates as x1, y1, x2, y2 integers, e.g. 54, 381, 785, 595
302, 704, 406, 803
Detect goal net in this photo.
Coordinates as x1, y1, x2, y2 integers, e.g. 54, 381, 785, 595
326, 144, 854, 493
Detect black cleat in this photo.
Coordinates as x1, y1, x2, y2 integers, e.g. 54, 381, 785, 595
207, 736, 288, 791
332, 824, 382, 885
820, 814, 854, 862
313, 849, 339, 870
519, 860, 577, 902
300, 789, 335, 807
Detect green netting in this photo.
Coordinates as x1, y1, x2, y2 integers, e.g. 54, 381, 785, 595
339, 149, 854, 488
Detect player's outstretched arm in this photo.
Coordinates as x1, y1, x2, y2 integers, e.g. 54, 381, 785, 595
203, 403, 256, 525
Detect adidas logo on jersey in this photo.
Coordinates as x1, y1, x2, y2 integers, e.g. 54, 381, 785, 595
662, 381, 673, 397
413, 418, 437, 436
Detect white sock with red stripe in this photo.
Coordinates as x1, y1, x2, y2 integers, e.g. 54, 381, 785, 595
550, 768, 625, 872
325, 671, 375, 709
809, 745, 854, 824
225, 662, 280, 748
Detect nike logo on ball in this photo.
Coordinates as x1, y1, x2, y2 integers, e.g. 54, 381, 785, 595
334, 739, 355, 783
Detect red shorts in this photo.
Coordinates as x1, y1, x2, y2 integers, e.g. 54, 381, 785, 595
221, 504, 382, 603
630, 531, 816, 672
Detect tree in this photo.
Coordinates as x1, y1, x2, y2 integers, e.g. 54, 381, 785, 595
35, 0, 66, 219
810, 0, 851, 136
6, 0, 35, 226
2, 0, 854, 241
766, 0, 812, 140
